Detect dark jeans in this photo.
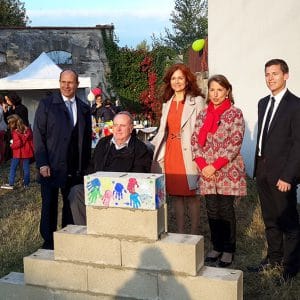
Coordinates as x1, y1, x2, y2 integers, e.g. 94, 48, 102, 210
9, 158, 30, 186
205, 194, 236, 253
256, 158, 300, 272
40, 177, 76, 247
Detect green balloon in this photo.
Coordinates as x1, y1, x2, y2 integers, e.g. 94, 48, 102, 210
192, 39, 205, 52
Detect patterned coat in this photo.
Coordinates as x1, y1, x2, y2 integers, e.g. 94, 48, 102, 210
191, 106, 247, 196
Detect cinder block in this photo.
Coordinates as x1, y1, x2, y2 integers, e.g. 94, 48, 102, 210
86, 204, 166, 240
24, 249, 88, 292
0, 272, 117, 300
54, 225, 121, 266
88, 265, 158, 299
0, 272, 50, 300
122, 233, 204, 275
158, 266, 243, 300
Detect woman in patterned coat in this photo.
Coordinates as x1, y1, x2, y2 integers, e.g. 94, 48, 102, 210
191, 74, 247, 267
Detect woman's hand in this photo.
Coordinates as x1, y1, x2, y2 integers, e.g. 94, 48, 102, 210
202, 165, 216, 178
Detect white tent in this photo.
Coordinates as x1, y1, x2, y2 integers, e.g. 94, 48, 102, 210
0, 52, 91, 90
0, 52, 91, 126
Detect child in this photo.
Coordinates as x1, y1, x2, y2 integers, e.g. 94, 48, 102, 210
1, 114, 34, 189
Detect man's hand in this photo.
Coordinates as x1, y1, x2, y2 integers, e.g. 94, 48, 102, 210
202, 165, 216, 179
276, 179, 291, 192
40, 166, 51, 177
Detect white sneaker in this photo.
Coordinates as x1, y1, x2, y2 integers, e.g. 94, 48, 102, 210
1, 184, 14, 190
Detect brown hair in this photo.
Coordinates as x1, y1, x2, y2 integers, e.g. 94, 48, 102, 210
207, 74, 235, 104
159, 63, 204, 102
265, 59, 289, 74
7, 114, 26, 133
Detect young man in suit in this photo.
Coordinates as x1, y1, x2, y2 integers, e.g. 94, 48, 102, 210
33, 69, 91, 250
250, 59, 300, 282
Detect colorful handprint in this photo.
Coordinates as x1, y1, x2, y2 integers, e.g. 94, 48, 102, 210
87, 178, 101, 204
102, 190, 114, 206
127, 177, 139, 194
113, 182, 126, 200
130, 193, 141, 209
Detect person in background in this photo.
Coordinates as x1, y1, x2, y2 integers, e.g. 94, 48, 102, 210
3, 91, 29, 126
33, 69, 91, 250
99, 99, 116, 122
1, 114, 34, 189
192, 74, 247, 267
0, 96, 7, 164
151, 63, 205, 235
249, 59, 300, 283
69, 111, 152, 225
90, 87, 103, 123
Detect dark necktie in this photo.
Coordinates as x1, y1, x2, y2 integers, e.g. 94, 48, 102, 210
261, 97, 275, 155
66, 101, 74, 126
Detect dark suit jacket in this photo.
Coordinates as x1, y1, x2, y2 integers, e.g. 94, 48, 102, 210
89, 135, 152, 174
253, 89, 300, 184
33, 91, 92, 187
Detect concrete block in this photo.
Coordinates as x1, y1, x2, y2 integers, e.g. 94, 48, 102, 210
86, 204, 166, 240
54, 225, 121, 266
0, 272, 118, 300
88, 265, 158, 299
84, 172, 166, 210
24, 249, 88, 292
158, 266, 243, 300
0, 272, 51, 300
122, 233, 204, 275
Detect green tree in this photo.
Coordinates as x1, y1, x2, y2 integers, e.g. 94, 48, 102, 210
162, 0, 208, 53
0, 0, 29, 26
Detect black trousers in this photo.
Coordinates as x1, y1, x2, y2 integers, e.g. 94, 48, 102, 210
40, 177, 75, 247
205, 194, 236, 253
256, 158, 300, 272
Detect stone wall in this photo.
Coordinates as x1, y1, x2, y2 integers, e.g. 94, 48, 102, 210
0, 25, 114, 97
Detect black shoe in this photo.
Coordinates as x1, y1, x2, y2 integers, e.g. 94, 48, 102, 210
205, 251, 222, 263
42, 241, 54, 250
218, 253, 234, 268
247, 257, 279, 273
282, 269, 297, 282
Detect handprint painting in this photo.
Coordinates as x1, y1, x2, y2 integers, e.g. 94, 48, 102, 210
84, 172, 166, 210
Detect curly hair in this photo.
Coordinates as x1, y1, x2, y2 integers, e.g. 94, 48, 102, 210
7, 114, 26, 133
159, 63, 204, 102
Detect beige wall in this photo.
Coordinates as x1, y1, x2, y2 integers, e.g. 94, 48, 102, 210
208, 0, 300, 175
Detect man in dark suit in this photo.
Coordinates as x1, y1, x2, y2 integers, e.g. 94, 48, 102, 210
251, 59, 300, 282
33, 69, 91, 249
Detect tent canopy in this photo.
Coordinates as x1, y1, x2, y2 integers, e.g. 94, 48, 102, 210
0, 52, 91, 90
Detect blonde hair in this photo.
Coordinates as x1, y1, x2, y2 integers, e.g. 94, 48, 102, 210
7, 114, 26, 133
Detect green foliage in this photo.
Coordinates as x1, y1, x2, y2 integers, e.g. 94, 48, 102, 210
0, 0, 29, 26
162, 0, 208, 53
101, 30, 176, 116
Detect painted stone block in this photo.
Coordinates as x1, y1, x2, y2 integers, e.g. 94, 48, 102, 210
84, 172, 165, 210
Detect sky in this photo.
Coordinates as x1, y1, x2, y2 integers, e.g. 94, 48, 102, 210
24, 0, 175, 48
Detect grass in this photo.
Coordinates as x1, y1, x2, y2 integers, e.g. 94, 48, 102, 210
1, 161, 300, 299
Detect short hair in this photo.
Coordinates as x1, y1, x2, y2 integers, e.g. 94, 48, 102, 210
265, 59, 289, 74
113, 111, 134, 125
59, 69, 79, 83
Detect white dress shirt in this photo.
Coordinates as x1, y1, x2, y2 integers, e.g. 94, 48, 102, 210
62, 95, 77, 126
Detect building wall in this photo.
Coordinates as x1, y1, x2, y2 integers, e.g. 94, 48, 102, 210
0, 26, 114, 97
208, 0, 300, 175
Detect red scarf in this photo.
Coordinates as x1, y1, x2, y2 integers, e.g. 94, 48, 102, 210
198, 98, 231, 147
